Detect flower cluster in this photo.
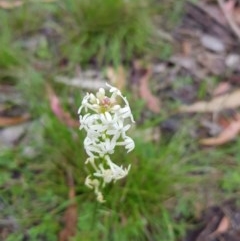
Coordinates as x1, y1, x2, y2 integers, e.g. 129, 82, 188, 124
78, 83, 135, 202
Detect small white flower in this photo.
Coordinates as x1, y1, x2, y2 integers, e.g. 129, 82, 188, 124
125, 138, 135, 153
85, 176, 105, 203
96, 88, 105, 100
100, 112, 113, 124
116, 136, 135, 153
94, 164, 114, 183
85, 176, 99, 189
105, 155, 131, 181
117, 106, 134, 122
96, 191, 105, 203
89, 93, 97, 103
98, 138, 115, 154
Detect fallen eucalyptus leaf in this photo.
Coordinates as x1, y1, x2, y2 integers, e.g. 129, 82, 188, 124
214, 216, 230, 234
0, 0, 23, 9
212, 82, 231, 96
179, 89, 240, 113
59, 169, 77, 241
201, 34, 225, 53
139, 68, 161, 113
209, 215, 230, 239
200, 115, 240, 146
0, 114, 30, 127
0, 0, 57, 9
46, 84, 79, 127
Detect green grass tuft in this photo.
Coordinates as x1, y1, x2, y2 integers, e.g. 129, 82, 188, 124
61, 0, 153, 65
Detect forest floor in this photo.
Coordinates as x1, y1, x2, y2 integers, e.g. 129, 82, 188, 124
1, 0, 240, 241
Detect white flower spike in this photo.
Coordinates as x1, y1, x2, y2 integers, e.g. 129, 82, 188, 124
79, 83, 135, 202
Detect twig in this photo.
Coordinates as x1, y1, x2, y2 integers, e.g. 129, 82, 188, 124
217, 0, 240, 41
66, 167, 75, 200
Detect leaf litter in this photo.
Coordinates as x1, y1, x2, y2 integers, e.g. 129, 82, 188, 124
169, 1, 240, 238
184, 200, 240, 241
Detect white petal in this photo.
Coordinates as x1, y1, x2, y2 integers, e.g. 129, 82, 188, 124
105, 112, 112, 122
89, 93, 97, 103
106, 83, 121, 95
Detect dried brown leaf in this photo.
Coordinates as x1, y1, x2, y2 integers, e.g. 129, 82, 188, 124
179, 89, 240, 113
200, 115, 240, 145
214, 216, 230, 234
209, 216, 231, 238
0, 1, 23, 9
181, 41, 192, 56
0, 0, 57, 9
0, 114, 30, 127
59, 203, 77, 241
233, 7, 240, 25
139, 68, 161, 113
196, 2, 228, 26
217, 0, 240, 41
212, 82, 231, 96
106, 66, 126, 91
46, 84, 79, 128
59, 169, 78, 241
223, 0, 235, 13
